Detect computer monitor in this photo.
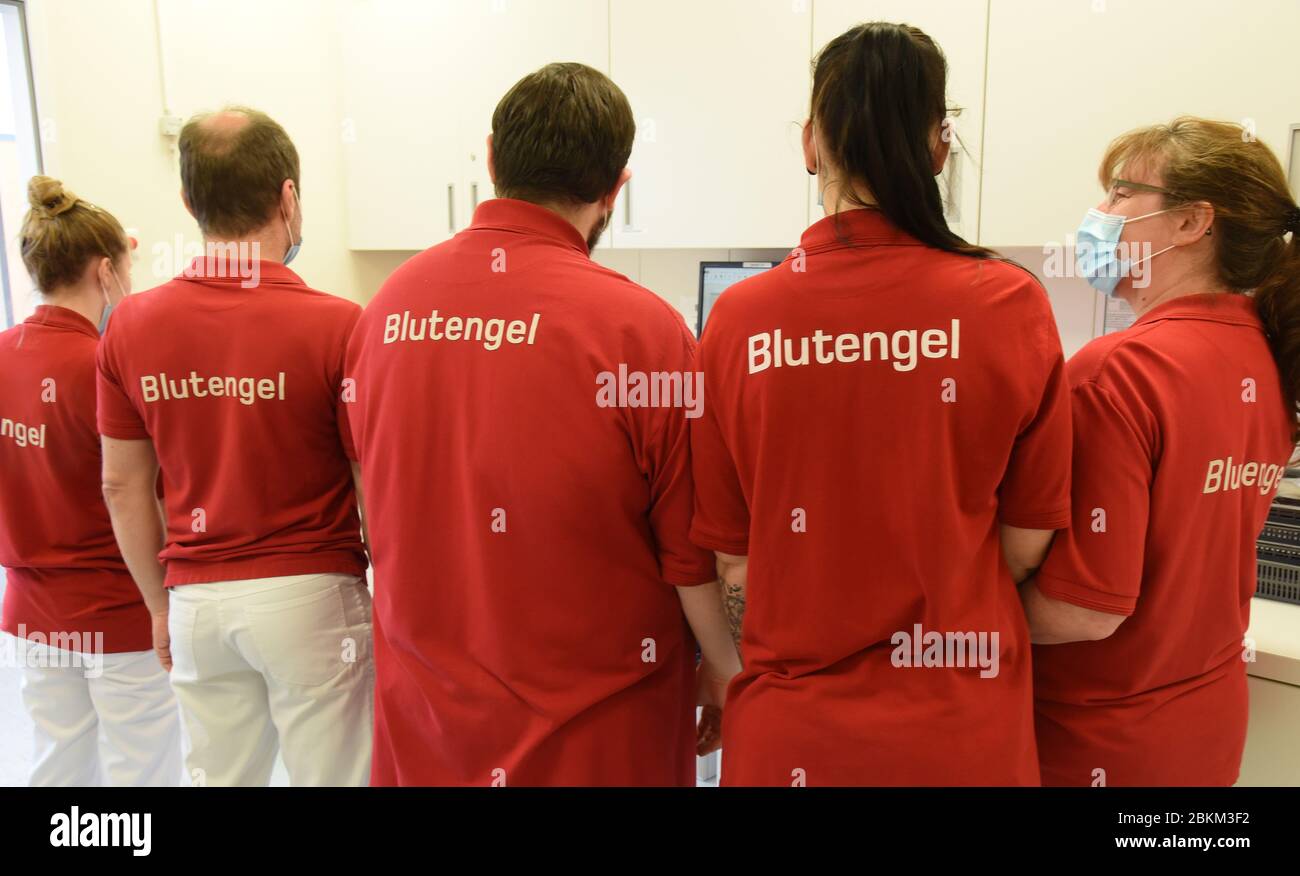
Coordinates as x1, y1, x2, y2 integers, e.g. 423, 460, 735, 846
697, 261, 781, 336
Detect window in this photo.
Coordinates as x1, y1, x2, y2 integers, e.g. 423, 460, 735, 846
0, 0, 41, 330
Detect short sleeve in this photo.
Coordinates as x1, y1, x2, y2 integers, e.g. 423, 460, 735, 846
637, 321, 716, 587
689, 338, 749, 556
1035, 381, 1154, 616
997, 302, 1073, 530
96, 328, 148, 440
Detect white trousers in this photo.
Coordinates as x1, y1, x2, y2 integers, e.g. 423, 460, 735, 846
167, 572, 373, 787
17, 640, 182, 787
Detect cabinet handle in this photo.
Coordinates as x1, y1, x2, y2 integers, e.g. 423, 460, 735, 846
471, 182, 479, 211
623, 179, 633, 229
448, 184, 456, 232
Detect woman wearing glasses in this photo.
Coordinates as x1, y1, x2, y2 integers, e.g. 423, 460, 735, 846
1022, 118, 1300, 785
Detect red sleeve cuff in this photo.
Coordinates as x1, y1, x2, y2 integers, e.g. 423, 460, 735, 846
998, 506, 1071, 530
1035, 571, 1137, 617
689, 523, 748, 557
97, 420, 150, 441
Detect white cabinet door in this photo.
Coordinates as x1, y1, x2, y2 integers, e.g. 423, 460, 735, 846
810, 2, 989, 244
340, 0, 609, 250
609, 0, 812, 249
454, 0, 610, 231
340, 1, 469, 250
981, 0, 1300, 247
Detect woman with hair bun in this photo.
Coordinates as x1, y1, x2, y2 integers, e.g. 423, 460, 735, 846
1022, 118, 1298, 785
0, 176, 181, 786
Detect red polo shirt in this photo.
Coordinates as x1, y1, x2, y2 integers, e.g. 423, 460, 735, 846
96, 258, 366, 587
691, 208, 1072, 786
0, 306, 151, 653
1033, 292, 1293, 786
347, 198, 715, 786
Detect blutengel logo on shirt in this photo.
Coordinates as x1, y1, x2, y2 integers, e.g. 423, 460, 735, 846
0, 416, 46, 448
748, 319, 960, 374
139, 371, 287, 406
1202, 455, 1286, 496
382, 310, 540, 350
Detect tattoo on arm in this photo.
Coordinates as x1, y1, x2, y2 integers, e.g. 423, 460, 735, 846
721, 576, 745, 657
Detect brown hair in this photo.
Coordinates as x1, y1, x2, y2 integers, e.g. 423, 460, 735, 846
179, 106, 300, 237
811, 22, 995, 259
491, 62, 635, 205
20, 175, 128, 293
1100, 117, 1300, 437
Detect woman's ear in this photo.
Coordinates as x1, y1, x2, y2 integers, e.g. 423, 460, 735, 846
97, 255, 115, 289
1174, 201, 1216, 243
931, 123, 952, 176
802, 120, 818, 175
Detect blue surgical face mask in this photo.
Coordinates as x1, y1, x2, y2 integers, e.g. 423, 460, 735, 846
282, 190, 302, 266
1075, 207, 1177, 296
98, 271, 128, 335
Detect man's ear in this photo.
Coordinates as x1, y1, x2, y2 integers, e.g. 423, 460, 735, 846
180, 187, 196, 220
280, 179, 297, 219
605, 167, 632, 213
486, 134, 496, 186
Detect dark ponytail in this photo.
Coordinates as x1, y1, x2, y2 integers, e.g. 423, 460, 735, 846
811, 21, 995, 259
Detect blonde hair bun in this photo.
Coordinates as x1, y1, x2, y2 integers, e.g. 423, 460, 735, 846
27, 175, 79, 217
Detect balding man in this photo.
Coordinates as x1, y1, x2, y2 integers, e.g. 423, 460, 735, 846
97, 107, 372, 786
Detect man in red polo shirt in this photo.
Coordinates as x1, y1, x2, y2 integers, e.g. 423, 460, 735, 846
97, 107, 372, 786
346, 63, 740, 786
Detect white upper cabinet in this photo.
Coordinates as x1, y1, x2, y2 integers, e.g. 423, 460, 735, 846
811, 1, 990, 244
609, 0, 812, 249
340, 0, 608, 250
981, 0, 1300, 247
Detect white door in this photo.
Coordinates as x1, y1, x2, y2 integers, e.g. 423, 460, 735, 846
340, 0, 608, 250
981, 0, 1300, 246
609, 0, 812, 248
340, 1, 470, 250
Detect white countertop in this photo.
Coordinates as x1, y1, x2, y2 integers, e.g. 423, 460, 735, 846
1247, 597, 1300, 686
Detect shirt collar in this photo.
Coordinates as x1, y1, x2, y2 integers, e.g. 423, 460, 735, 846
179, 256, 306, 288
26, 304, 99, 339
798, 207, 920, 255
1133, 292, 1261, 328
469, 198, 590, 255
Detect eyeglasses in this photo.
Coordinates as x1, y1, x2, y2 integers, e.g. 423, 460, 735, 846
1107, 178, 1181, 206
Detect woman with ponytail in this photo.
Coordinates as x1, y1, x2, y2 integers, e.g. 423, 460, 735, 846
1021, 118, 1297, 785
689, 23, 1073, 785
0, 176, 181, 785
